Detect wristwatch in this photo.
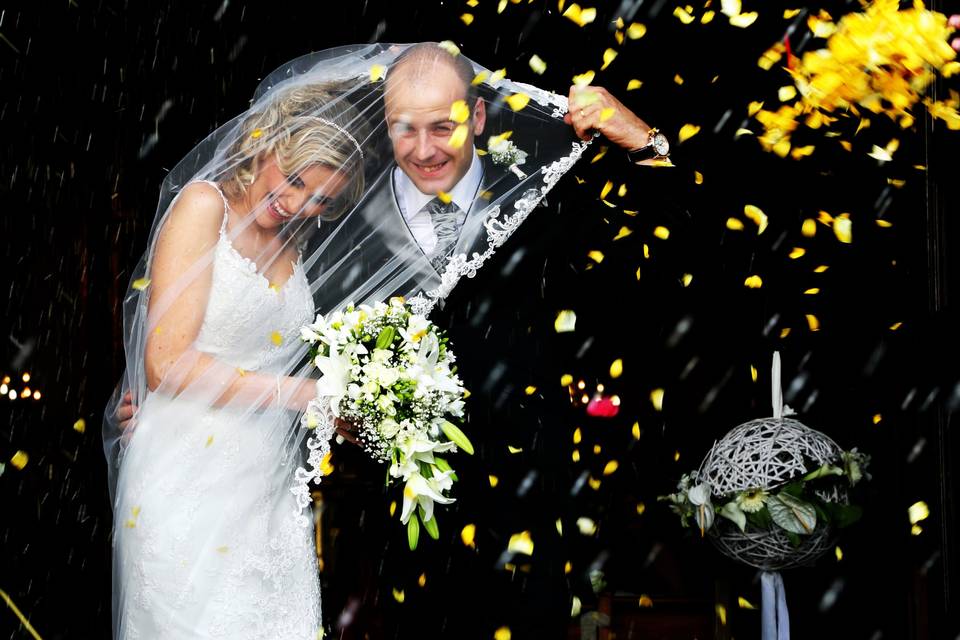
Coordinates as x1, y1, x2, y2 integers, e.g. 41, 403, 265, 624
627, 128, 670, 163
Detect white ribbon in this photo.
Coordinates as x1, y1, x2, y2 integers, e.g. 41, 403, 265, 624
761, 571, 790, 640
772, 351, 783, 419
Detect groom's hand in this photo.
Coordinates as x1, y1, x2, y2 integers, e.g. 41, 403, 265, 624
334, 418, 359, 445
564, 85, 651, 151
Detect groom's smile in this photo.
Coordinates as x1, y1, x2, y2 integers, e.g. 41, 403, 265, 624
384, 54, 486, 196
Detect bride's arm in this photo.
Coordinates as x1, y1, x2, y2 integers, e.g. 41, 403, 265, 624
143, 182, 313, 411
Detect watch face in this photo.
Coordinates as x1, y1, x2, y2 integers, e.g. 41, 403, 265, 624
653, 133, 670, 156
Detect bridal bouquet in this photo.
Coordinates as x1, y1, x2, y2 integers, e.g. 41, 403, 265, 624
299, 297, 473, 549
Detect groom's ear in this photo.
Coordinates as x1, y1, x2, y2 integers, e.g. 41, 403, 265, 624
472, 99, 487, 136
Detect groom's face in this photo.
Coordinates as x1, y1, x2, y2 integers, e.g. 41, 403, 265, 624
384, 63, 486, 196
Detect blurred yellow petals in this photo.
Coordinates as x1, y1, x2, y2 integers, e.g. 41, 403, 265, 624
392, 588, 405, 603
490, 68, 507, 84
132, 278, 151, 291
460, 13, 474, 25
601, 48, 618, 71
789, 247, 806, 259
561, 374, 574, 386
744, 275, 763, 288
472, 70, 490, 86
653, 226, 670, 240
743, 205, 768, 234
726, 217, 745, 231
450, 100, 471, 123
494, 628, 512, 640
694, 171, 704, 184
572, 70, 595, 87
369, 64, 386, 82
563, 4, 597, 26
10, 450, 28, 470
610, 359, 623, 379
833, 215, 853, 243
74, 418, 87, 433
508, 531, 534, 555
438, 41, 461, 56
437, 190, 453, 204
448, 124, 469, 149
505, 93, 531, 111
627, 79, 643, 90
270, 331, 283, 346
603, 460, 619, 475
650, 388, 664, 411
802, 218, 817, 237
461, 524, 477, 548
588, 250, 605, 263
627, 23, 647, 39
555, 310, 577, 333
529, 55, 547, 75
778, 86, 798, 101
678, 123, 701, 142
806, 314, 821, 331
599, 107, 616, 122
673, 6, 695, 24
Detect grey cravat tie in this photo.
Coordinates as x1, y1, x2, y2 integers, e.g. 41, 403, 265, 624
423, 197, 466, 272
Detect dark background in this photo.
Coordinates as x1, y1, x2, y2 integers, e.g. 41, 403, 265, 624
2, 0, 959, 638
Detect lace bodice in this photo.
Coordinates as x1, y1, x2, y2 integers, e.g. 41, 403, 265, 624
193, 182, 315, 372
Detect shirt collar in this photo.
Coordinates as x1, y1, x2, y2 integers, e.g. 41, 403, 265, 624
395, 149, 483, 218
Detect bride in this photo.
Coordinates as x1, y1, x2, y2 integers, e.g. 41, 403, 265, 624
104, 44, 590, 639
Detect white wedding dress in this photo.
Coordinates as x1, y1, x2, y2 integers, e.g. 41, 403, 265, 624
112, 183, 322, 639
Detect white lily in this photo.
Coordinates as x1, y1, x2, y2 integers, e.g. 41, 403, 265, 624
400, 470, 456, 524
314, 353, 352, 416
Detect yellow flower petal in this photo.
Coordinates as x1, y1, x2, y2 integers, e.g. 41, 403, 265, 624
450, 100, 470, 123
610, 359, 623, 378
627, 79, 642, 90
369, 64, 386, 82
437, 190, 453, 204
701, 10, 715, 24
572, 70, 595, 87
508, 531, 534, 555
603, 460, 619, 475
614, 226, 633, 240
561, 374, 574, 386
678, 123, 701, 142
653, 226, 670, 239
729, 11, 758, 27
73, 418, 86, 433
833, 215, 852, 243
392, 588, 405, 603
555, 310, 577, 333
488, 474, 499, 487
505, 93, 531, 111
525, 386, 537, 395
601, 48, 618, 71
494, 627, 512, 640
461, 524, 477, 548
587, 250, 604, 263
472, 70, 490, 86
650, 388, 664, 411
789, 247, 806, 259
778, 85, 797, 101
726, 217, 745, 231
438, 41, 461, 56
490, 68, 507, 84
694, 171, 704, 184
563, 3, 597, 26
599, 107, 616, 122
448, 124, 469, 149
627, 22, 646, 39
270, 331, 283, 346
600, 180, 613, 199
806, 314, 820, 331
10, 450, 28, 470
802, 218, 817, 237
250, 128, 263, 139
673, 6, 695, 24
681, 273, 693, 287
460, 13, 474, 25
743, 204, 768, 234
744, 274, 763, 288
132, 278, 151, 291
529, 54, 547, 75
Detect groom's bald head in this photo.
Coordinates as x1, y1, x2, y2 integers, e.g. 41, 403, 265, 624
383, 43, 487, 196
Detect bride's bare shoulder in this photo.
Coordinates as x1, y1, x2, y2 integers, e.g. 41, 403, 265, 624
156, 182, 227, 250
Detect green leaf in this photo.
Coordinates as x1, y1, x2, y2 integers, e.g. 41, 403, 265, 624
417, 461, 434, 479
718, 500, 747, 532
768, 493, 818, 535
745, 507, 773, 529
433, 455, 458, 482
824, 502, 863, 528
441, 420, 475, 455
785, 530, 801, 547
780, 481, 805, 498
376, 326, 397, 350
407, 515, 420, 551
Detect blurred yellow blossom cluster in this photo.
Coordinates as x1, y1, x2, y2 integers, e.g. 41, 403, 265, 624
756, 0, 959, 157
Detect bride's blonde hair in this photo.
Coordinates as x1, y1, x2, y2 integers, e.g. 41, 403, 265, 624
221, 82, 368, 222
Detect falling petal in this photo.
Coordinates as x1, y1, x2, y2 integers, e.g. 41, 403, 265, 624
603, 460, 619, 475
571, 596, 582, 617
868, 145, 893, 162
573, 70, 596, 87
73, 418, 86, 433
726, 218, 745, 231
627, 79, 643, 90
730, 12, 758, 27
461, 524, 477, 548
610, 359, 623, 378
10, 450, 28, 470
744, 205, 768, 234
650, 388, 664, 411
674, 74, 685, 85
639, 595, 654, 607
490, 68, 507, 83
600, 180, 613, 199
738, 596, 756, 609
791, 145, 815, 159
489, 475, 500, 487
744, 275, 763, 288
735, 128, 754, 137
507, 445, 523, 454
802, 219, 817, 237
779, 86, 797, 101
614, 226, 633, 240
806, 314, 820, 331
525, 386, 537, 395
600, 107, 616, 122
835, 546, 843, 561
472, 70, 490, 85
270, 331, 283, 346
392, 588, 405, 603
908, 501, 930, 525
577, 517, 597, 534
529, 54, 547, 75
561, 374, 574, 386
601, 48, 618, 71
702, 11, 716, 24
591, 146, 608, 163
563, 4, 597, 26
678, 124, 701, 142
505, 93, 531, 111
673, 6, 695, 24
789, 247, 806, 259
804, 288, 820, 295
437, 191, 453, 204
588, 250, 605, 263
369, 64, 386, 82
627, 22, 646, 38
460, 13, 474, 25
438, 41, 461, 56
450, 100, 471, 123
494, 628, 512, 640
833, 216, 852, 243
132, 278, 151, 291
653, 226, 670, 239
448, 124, 469, 149
681, 273, 693, 287
508, 531, 534, 555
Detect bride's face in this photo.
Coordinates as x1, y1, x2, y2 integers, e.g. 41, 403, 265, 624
249, 154, 348, 229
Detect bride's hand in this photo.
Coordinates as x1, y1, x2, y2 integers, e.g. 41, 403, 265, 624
334, 418, 359, 445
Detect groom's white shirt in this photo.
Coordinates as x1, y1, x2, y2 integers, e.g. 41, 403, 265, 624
393, 150, 483, 255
